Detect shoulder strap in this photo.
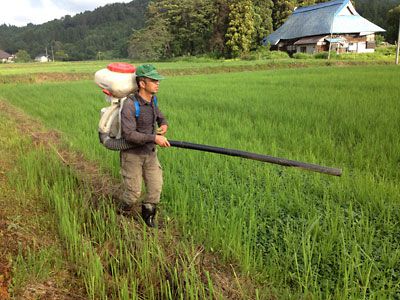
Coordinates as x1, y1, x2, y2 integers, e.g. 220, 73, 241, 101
133, 99, 140, 118
132, 95, 157, 119
153, 96, 158, 107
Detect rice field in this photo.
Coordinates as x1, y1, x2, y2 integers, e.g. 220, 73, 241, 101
1, 64, 399, 299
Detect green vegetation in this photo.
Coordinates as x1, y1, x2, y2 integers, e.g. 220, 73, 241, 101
0, 0, 149, 60
0, 113, 85, 298
3, 119, 255, 299
0, 47, 396, 78
1, 0, 399, 60
1, 64, 399, 298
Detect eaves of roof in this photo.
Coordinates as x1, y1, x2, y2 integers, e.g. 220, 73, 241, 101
264, 0, 384, 46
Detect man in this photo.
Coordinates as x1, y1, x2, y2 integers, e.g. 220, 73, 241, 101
120, 64, 170, 227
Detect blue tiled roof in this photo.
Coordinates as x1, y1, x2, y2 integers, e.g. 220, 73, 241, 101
264, 0, 385, 46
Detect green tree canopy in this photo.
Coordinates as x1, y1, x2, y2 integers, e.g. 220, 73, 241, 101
225, 0, 256, 57
387, 4, 400, 43
15, 49, 31, 62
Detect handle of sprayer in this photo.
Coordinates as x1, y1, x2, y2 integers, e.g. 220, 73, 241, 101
168, 140, 342, 177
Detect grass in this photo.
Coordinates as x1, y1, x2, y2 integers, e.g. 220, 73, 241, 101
0, 46, 396, 77
8, 145, 241, 299
1, 64, 399, 298
0, 58, 296, 75
0, 112, 85, 299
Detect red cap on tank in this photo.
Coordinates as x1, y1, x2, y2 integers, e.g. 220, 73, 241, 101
107, 62, 136, 73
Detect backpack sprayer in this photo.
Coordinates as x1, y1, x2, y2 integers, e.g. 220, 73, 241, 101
95, 63, 342, 177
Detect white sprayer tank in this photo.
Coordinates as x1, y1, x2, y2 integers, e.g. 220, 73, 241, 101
94, 62, 137, 98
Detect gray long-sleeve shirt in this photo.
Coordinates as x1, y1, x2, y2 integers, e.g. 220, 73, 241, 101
121, 93, 168, 154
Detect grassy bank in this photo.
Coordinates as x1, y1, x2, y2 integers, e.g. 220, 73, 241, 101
0, 113, 86, 299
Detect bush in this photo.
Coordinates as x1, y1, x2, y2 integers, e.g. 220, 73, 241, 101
314, 51, 339, 59
375, 45, 396, 56
15, 49, 31, 63
168, 55, 217, 63
292, 52, 313, 59
240, 47, 291, 60
265, 51, 290, 59
375, 34, 385, 46
240, 52, 258, 60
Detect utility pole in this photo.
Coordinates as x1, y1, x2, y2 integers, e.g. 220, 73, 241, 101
396, 15, 400, 65
328, 17, 334, 60
51, 44, 55, 62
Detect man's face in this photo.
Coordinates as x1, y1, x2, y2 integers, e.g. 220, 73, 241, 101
140, 78, 160, 94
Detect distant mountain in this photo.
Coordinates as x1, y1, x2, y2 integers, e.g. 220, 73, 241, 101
0, 0, 150, 60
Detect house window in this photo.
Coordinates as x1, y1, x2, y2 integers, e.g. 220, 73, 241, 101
300, 46, 307, 53
366, 41, 376, 49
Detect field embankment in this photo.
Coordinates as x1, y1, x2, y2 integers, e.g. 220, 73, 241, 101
0, 109, 87, 299
0, 57, 395, 84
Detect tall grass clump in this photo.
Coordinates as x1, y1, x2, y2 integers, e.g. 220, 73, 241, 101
1, 64, 400, 298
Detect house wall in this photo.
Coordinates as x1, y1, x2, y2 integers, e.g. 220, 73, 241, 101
295, 44, 315, 54
346, 34, 375, 53
1, 56, 14, 63
351, 42, 374, 53
275, 33, 376, 55
35, 56, 50, 62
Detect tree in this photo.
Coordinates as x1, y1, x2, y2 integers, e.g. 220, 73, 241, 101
253, 0, 273, 48
54, 50, 68, 61
272, 0, 296, 30
209, 0, 230, 57
128, 18, 172, 60
15, 49, 31, 62
146, 0, 216, 57
225, 0, 256, 57
387, 5, 400, 44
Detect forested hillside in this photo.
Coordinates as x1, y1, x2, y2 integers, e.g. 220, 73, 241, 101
355, 0, 400, 43
0, 0, 149, 60
0, 0, 399, 61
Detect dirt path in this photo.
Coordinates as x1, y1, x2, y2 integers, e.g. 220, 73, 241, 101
0, 100, 268, 299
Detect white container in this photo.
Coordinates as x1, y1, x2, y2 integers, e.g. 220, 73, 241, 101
94, 62, 137, 98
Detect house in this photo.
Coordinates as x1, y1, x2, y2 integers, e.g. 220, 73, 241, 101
263, 0, 385, 55
35, 54, 51, 62
0, 50, 13, 63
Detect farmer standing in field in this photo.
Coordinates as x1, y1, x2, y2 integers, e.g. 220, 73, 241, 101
120, 64, 170, 227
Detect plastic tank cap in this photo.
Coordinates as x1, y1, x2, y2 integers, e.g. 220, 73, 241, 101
107, 62, 136, 73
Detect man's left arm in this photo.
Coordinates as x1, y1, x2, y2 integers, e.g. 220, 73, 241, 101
156, 106, 168, 135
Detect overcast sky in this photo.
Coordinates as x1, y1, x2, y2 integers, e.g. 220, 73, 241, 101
0, 0, 132, 27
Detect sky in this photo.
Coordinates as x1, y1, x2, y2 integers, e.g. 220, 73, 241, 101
0, 0, 132, 27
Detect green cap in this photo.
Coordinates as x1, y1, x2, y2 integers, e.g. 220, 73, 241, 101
135, 64, 165, 80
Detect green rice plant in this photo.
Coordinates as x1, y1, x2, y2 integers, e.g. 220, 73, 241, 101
2, 64, 399, 298
7, 142, 222, 298
11, 246, 63, 293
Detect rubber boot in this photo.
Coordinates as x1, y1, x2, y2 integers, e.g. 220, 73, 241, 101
141, 203, 157, 228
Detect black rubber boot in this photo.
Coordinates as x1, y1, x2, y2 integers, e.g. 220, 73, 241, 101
141, 203, 157, 228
